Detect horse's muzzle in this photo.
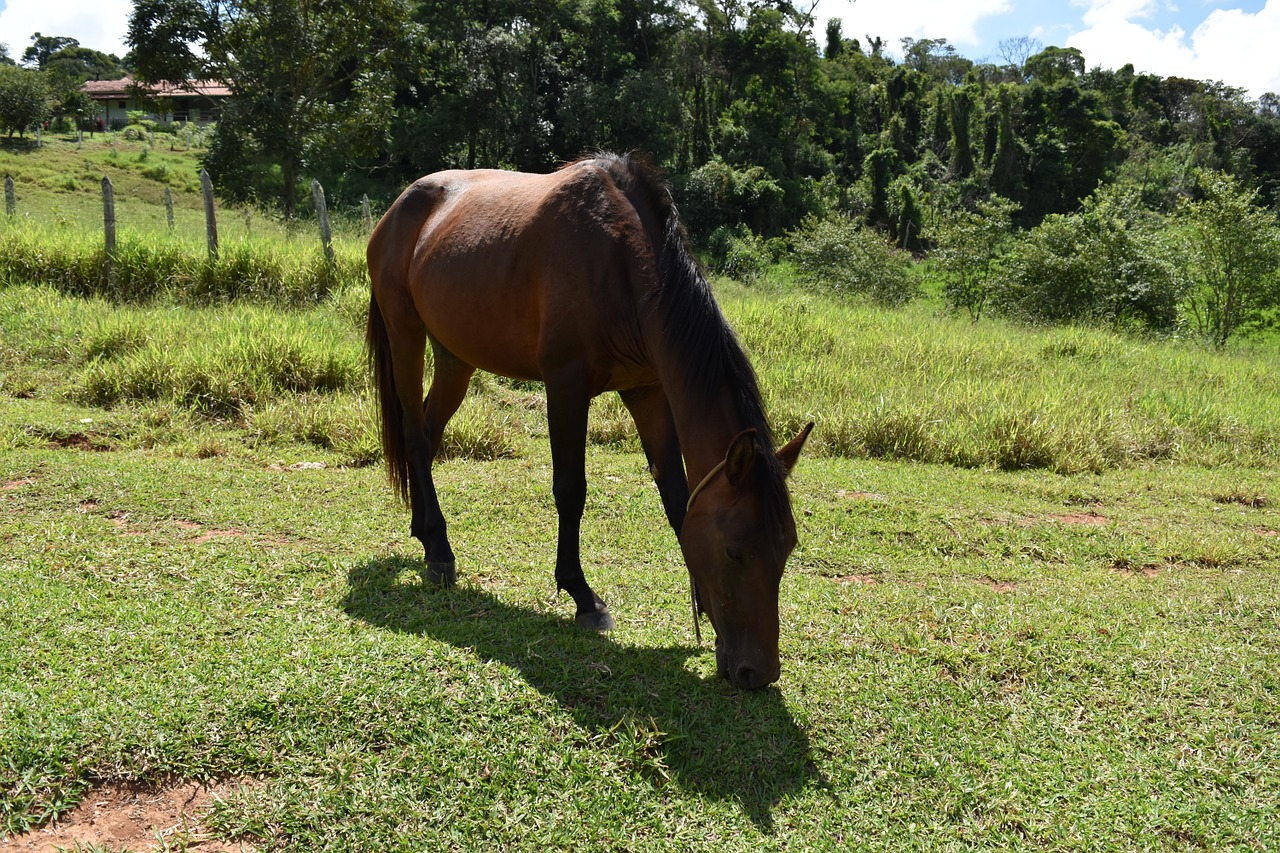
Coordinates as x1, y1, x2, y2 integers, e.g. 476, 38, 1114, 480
717, 643, 781, 690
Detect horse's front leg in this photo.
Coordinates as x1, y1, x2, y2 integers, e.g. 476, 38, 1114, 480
545, 381, 614, 630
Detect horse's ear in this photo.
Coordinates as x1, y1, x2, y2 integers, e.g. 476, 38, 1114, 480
776, 422, 814, 476
724, 428, 759, 488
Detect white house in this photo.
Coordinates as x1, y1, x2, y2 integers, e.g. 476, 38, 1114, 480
81, 76, 232, 127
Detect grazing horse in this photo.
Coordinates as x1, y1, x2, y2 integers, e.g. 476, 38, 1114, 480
365, 153, 811, 690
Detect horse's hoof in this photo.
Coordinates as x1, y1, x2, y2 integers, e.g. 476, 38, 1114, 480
575, 605, 615, 632
422, 560, 456, 588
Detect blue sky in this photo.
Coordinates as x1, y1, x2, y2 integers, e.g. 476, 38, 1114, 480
2, 0, 1278, 96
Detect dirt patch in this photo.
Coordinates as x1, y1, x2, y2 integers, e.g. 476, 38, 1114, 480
837, 490, 887, 502
1108, 560, 1163, 578
831, 574, 879, 585
1049, 511, 1108, 526
974, 576, 1018, 593
1253, 527, 1279, 538
0, 779, 257, 852
2, 477, 37, 491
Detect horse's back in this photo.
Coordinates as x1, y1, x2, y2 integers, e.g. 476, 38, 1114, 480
369, 162, 656, 388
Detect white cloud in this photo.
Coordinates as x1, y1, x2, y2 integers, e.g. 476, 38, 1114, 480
1076, 0, 1160, 27
0, 0, 133, 58
1188, 4, 1280, 94
818, 0, 1013, 49
1067, 0, 1280, 96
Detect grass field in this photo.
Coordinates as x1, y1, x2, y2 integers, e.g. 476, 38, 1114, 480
2, 136, 1279, 850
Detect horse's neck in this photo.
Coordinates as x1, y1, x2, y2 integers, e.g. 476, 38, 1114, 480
661, 374, 747, 485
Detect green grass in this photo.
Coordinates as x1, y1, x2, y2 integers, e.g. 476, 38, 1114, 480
2, 436, 1277, 849
2, 137, 1279, 849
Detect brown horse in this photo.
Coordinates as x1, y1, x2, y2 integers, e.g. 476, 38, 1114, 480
365, 153, 811, 690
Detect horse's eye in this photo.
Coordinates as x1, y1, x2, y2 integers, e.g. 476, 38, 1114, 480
725, 545, 744, 563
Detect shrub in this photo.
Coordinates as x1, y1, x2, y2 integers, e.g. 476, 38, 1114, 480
931, 195, 1020, 321
706, 224, 772, 286
993, 186, 1185, 331
789, 214, 916, 305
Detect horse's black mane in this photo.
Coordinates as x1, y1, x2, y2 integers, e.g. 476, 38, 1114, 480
584, 152, 793, 524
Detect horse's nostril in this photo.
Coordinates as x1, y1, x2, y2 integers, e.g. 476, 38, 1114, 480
734, 663, 764, 690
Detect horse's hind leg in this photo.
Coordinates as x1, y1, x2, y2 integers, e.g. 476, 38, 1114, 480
418, 340, 475, 584
378, 301, 458, 585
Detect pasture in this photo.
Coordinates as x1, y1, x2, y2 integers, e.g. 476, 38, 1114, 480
1, 135, 1279, 850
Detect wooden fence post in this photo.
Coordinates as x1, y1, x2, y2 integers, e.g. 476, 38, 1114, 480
4, 176, 14, 217
200, 169, 219, 260
361, 194, 373, 233
102, 176, 117, 286
164, 187, 175, 231
312, 179, 335, 264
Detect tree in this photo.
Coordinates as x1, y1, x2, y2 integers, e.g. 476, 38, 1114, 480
933, 195, 1020, 321
21, 34, 79, 69
993, 186, 1186, 330
0, 65, 48, 137
1024, 46, 1084, 85
997, 36, 1042, 78
1179, 170, 1280, 347
0, 43, 15, 66
44, 46, 126, 82
129, 0, 411, 215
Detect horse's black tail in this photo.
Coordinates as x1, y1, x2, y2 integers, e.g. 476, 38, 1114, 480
366, 289, 411, 505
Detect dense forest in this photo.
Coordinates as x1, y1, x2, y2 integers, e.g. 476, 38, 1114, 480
4, 1, 1280, 343
120, 2, 1280, 228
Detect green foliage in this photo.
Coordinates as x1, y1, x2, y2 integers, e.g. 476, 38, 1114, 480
994, 185, 1187, 331
677, 159, 787, 240
0, 65, 48, 138
705, 224, 774, 286
932, 195, 1020, 320
1179, 169, 1280, 347
789, 214, 916, 306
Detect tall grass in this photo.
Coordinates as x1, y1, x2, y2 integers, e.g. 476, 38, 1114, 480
4, 278, 1278, 474
3, 133, 1277, 474
721, 285, 1280, 472
0, 221, 365, 306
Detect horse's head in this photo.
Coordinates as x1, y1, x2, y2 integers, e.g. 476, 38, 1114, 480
680, 423, 812, 690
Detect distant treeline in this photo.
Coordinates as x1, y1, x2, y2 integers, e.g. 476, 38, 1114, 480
120, 0, 1280, 242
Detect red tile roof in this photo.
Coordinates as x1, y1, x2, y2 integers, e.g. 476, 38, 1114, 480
81, 76, 232, 99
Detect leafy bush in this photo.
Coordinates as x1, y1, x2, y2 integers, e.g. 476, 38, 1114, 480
706, 224, 772, 285
788, 214, 916, 305
0, 65, 48, 137
993, 186, 1186, 331
931, 195, 1020, 320
1178, 169, 1280, 347
676, 159, 786, 242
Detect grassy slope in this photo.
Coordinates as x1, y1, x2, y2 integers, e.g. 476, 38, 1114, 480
2, 137, 1279, 850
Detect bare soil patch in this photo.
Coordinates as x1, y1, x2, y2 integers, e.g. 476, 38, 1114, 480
1109, 560, 1164, 578
0, 779, 257, 852
1048, 511, 1108, 526
832, 574, 879, 585
974, 576, 1018, 593
837, 490, 887, 502
2, 477, 37, 491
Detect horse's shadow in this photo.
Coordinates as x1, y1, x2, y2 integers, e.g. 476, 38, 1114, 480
341, 557, 824, 830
